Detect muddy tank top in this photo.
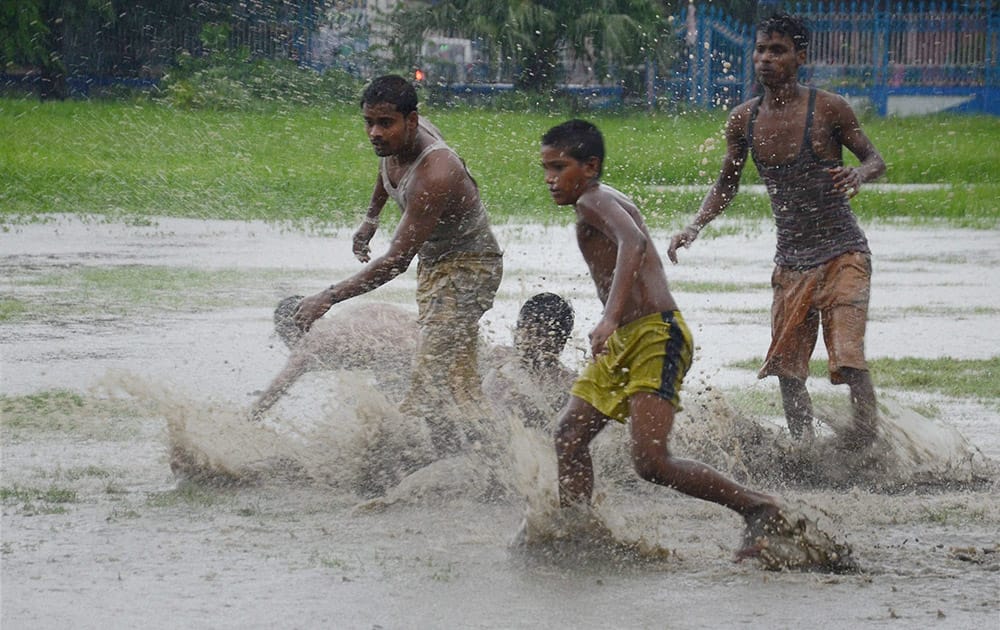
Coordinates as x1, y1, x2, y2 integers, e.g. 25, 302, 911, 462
748, 87, 870, 268
380, 119, 500, 265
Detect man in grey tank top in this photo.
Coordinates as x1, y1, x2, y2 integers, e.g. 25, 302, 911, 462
293, 75, 503, 457
667, 13, 886, 451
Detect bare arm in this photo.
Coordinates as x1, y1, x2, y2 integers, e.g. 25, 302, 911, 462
353, 172, 390, 263
577, 192, 648, 356
293, 152, 455, 331
826, 95, 886, 198
668, 105, 751, 263
249, 353, 313, 420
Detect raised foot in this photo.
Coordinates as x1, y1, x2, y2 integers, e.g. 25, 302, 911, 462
737, 506, 859, 574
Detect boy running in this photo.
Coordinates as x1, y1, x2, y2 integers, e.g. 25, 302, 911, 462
540, 119, 784, 551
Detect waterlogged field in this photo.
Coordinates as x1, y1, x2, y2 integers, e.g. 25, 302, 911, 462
2, 216, 998, 629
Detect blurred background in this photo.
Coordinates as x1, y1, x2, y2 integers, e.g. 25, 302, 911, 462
2, 0, 996, 116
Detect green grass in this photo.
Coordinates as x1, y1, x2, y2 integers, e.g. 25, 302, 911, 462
870, 305, 1000, 321
3, 264, 315, 323
1, 484, 79, 515
0, 298, 27, 321
2, 98, 997, 227
728, 356, 1000, 401
1, 389, 85, 418
672, 280, 771, 293
0, 390, 147, 440
146, 482, 226, 508
723, 386, 858, 419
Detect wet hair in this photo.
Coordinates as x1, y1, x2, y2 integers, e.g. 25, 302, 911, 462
517, 292, 574, 346
274, 295, 305, 348
758, 12, 810, 52
541, 119, 605, 177
360, 74, 418, 116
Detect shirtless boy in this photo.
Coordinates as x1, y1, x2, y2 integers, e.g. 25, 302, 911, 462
540, 119, 783, 548
482, 292, 577, 430
254, 294, 574, 430
668, 13, 886, 447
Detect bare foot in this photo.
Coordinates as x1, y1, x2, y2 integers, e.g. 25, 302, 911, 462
737, 505, 859, 573
737, 504, 789, 560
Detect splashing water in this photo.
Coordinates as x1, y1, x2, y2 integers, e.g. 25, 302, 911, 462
666, 388, 995, 491
97, 344, 994, 573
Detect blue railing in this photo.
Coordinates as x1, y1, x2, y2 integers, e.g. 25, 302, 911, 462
673, 4, 755, 109
675, 1, 998, 115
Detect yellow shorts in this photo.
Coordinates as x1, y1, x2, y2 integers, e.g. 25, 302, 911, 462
570, 311, 693, 423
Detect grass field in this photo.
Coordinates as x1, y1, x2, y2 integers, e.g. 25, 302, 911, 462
1, 98, 998, 227
728, 356, 1000, 405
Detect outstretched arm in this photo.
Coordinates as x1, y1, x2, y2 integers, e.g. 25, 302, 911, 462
293, 152, 454, 331
249, 353, 313, 420
668, 105, 751, 263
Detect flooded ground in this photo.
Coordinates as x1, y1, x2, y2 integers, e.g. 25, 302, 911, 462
2, 216, 998, 629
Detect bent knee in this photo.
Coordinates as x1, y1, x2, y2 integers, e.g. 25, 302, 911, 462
631, 449, 670, 482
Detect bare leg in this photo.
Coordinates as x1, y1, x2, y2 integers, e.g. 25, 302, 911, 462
628, 392, 777, 519
840, 367, 878, 449
778, 376, 815, 440
554, 397, 610, 507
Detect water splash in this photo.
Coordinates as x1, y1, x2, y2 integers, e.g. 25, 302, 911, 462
96, 361, 994, 572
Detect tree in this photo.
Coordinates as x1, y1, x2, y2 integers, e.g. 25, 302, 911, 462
1, 1, 335, 100
387, 0, 677, 94
1, 0, 114, 99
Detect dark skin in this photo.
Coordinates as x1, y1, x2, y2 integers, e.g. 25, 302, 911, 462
293, 103, 483, 330
351, 172, 389, 263
541, 144, 779, 526
668, 30, 885, 447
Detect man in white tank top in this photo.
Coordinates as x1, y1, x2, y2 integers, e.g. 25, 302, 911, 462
293, 74, 503, 457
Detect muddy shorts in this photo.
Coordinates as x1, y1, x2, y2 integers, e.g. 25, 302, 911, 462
571, 311, 693, 423
759, 251, 871, 384
402, 252, 503, 416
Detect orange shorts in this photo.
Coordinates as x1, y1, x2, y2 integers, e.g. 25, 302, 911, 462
758, 251, 871, 384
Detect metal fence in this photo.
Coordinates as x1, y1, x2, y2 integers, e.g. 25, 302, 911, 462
9, 1, 997, 114
676, 1, 998, 115
17, 2, 321, 96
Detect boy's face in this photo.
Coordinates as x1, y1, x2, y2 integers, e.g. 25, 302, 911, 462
753, 31, 805, 87
540, 145, 599, 206
362, 102, 417, 157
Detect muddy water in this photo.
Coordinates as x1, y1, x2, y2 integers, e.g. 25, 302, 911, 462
2, 216, 999, 629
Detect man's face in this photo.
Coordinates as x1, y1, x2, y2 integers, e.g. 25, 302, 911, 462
752, 31, 805, 87
362, 102, 415, 157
